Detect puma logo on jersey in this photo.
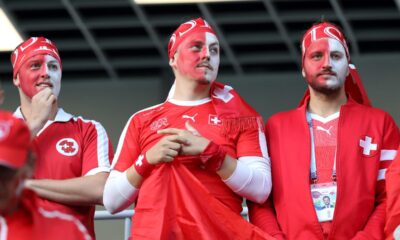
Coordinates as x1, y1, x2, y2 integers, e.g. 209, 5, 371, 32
56, 138, 79, 156
316, 126, 333, 135
182, 113, 198, 122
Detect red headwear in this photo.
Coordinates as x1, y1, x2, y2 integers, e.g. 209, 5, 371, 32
168, 17, 216, 59
0, 111, 31, 169
11, 37, 62, 79
299, 22, 371, 107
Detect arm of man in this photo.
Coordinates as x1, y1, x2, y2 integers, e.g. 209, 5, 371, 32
103, 115, 185, 214
352, 114, 399, 239
25, 172, 108, 205
247, 198, 286, 240
159, 121, 272, 204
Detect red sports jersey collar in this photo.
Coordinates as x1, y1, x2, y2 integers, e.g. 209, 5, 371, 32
14, 107, 73, 123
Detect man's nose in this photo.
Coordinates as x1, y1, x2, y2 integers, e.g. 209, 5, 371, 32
200, 47, 210, 60
40, 65, 50, 79
322, 54, 332, 69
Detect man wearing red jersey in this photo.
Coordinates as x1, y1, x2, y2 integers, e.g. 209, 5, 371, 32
10, 37, 113, 238
248, 21, 399, 240
0, 111, 91, 240
103, 18, 273, 239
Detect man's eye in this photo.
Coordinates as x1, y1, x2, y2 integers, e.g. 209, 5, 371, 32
31, 63, 40, 68
210, 47, 219, 54
48, 64, 59, 71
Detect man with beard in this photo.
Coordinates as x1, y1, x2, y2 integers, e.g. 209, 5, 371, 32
10, 37, 113, 239
248, 21, 399, 239
103, 18, 273, 239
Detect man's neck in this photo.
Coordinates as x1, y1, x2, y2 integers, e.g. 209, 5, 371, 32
172, 76, 211, 101
307, 87, 347, 117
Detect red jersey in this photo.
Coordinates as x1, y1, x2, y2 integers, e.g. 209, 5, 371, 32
385, 147, 400, 240
0, 190, 91, 240
249, 97, 399, 240
113, 98, 266, 214
14, 108, 113, 238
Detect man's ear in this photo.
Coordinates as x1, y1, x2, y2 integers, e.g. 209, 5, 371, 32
169, 53, 177, 68
301, 68, 306, 78
13, 75, 20, 88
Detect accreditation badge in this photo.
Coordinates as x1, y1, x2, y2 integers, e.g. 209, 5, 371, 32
310, 182, 337, 222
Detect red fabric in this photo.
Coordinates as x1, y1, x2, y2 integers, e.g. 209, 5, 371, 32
134, 154, 154, 178
385, 147, 400, 240
301, 22, 349, 62
0, 111, 31, 169
249, 97, 399, 239
1, 190, 90, 240
11, 37, 61, 79
131, 162, 273, 240
168, 18, 216, 59
200, 141, 226, 171
211, 81, 263, 136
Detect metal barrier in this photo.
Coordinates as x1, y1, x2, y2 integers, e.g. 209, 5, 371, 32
95, 207, 248, 240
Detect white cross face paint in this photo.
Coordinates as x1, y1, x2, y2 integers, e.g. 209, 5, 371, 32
303, 38, 349, 94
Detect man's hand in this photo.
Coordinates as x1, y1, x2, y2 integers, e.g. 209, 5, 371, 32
145, 134, 186, 165
158, 121, 210, 156
26, 88, 57, 136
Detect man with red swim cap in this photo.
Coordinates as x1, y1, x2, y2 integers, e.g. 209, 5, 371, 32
247, 21, 399, 239
10, 37, 113, 239
103, 18, 273, 239
0, 111, 91, 240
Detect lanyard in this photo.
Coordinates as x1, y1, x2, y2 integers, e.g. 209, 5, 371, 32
306, 112, 337, 183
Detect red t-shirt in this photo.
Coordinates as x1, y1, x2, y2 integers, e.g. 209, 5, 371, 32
14, 108, 113, 238
112, 98, 266, 214
0, 190, 91, 240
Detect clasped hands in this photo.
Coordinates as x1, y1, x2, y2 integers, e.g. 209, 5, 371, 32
146, 121, 210, 165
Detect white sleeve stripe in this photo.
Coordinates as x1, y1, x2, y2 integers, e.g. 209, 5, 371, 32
85, 167, 111, 176
257, 120, 269, 159
377, 168, 387, 181
76, 117, 110, 169
0, 216, 8, 240
380, 150, 397, 161
111, 115, 135, 169
38, 208, 92, 240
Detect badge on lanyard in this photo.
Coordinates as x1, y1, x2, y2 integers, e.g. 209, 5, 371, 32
307, 111, 338, 222
311, 182, 337, 222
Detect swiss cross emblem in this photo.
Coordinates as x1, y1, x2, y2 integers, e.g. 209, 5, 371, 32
56, 138, 79, 156
208, 114, 222, 126
359, 136, 377, 156
135, 155, 144, 166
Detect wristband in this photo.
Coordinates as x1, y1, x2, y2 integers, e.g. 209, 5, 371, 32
200, 141, 227, 171
134, 154, 155, 178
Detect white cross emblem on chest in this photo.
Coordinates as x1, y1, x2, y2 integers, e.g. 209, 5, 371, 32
359, 136, 377, 155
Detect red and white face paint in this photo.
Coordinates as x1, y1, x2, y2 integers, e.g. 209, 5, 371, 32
17, 54, 61, 98
302, 38, 348, 93
174, 31, 219, 83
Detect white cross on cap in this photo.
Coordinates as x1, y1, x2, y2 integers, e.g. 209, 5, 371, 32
359, 136, 377, 155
